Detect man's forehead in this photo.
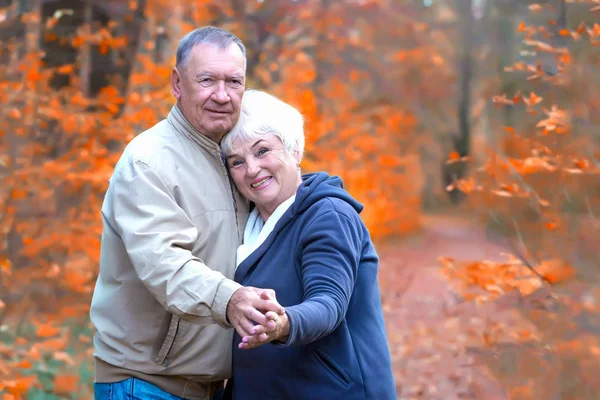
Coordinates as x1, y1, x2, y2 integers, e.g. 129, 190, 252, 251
189, 43, 245, 67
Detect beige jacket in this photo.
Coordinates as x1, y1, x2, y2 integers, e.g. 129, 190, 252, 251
90, 105, 249, 400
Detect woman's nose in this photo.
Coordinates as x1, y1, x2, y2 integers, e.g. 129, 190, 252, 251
246, 159, 260, 176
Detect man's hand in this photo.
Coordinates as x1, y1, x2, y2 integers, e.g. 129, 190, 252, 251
238, 291, 290, 350
226, 287, 284, 338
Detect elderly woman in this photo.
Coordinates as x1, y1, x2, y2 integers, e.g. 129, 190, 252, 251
221, 90, 396, 400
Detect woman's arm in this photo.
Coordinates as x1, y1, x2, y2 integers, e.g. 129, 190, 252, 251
282, 206, 361, 346
239, 201, 362, 348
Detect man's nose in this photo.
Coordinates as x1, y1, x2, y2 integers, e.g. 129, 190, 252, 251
211, 81, 230, 104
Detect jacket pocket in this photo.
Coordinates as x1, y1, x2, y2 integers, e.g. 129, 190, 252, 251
153, 314, 180, 368
313, 349, 351, 386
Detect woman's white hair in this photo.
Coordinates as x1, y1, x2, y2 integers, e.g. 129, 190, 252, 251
221, 90, 305, 160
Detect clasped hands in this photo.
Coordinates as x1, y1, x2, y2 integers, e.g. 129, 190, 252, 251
227, 287, 289, 350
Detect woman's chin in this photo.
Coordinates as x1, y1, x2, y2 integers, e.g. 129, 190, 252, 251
251, 197, 271, 209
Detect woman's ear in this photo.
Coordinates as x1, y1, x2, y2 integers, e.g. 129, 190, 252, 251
293, 144, 301, 165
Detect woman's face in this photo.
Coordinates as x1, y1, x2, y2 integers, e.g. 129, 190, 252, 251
226, 133, 301, 220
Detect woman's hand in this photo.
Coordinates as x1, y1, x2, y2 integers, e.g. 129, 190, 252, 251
238, 292, 290, 350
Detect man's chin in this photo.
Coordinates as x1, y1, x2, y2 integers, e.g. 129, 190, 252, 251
209, 124, 232, 136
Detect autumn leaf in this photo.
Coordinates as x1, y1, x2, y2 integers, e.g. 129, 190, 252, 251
545, 221, 557, 230
0, 259, 11, 275
519, 157, 556, 174
46, 263, 61, 278
10, 189, 27, 200
448, 151, 460, 161
53, 352, 75, 366
378, 155, 399, 167
492, 94, 515, 106
15, 360, 32, 369
36, 323, 61, 338
445, 151, 469, 164
56, 64, 74, 74
4, 376, 37, 396
535, 259, 575, 284
564, 158, 594, 174
512, 90, 522, 103
523, 92, 543, 107
446, 177, 480, 194
8, 108, 22, 120
528, 4, 543, 12
53, 374, 79, 395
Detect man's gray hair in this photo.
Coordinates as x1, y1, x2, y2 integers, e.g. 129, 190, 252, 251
222, 90, 305, 161
176, 26, 246, 67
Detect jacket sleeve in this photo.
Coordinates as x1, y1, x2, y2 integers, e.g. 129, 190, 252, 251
281, 205, 361, 346
104, 159, 241, 328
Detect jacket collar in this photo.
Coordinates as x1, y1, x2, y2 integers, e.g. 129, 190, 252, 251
167, 104, 223, 160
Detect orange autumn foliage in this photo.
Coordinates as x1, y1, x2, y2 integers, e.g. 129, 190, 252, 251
439, 254, 575, 302
238, 0, 429, 238
53, 374, 79, 395
440, 2, 600, 399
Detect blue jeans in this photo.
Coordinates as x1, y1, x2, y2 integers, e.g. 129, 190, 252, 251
94, 377, 224, 400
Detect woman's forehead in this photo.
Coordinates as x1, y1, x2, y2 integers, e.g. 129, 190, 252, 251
234, 133, 281, 147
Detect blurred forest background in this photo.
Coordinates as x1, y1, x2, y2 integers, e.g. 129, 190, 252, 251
1, 0, 600, 398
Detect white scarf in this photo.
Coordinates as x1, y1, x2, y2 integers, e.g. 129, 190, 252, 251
236, 195, 296, 268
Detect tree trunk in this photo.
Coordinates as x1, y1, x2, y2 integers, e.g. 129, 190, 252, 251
444, 0, 474, 203
78, 0, 93, 97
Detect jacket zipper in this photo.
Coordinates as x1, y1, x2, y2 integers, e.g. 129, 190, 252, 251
161, 318, 180, 368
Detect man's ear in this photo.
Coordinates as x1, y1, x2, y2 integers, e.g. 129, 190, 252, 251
171, 68, 181, 100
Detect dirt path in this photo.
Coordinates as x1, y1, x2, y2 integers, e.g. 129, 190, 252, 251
377, 215, 527, 400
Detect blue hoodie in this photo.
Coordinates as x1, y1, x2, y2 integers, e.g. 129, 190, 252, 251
227, 172, 396, 400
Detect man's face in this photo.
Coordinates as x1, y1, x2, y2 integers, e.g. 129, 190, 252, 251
171, 43, 246, 142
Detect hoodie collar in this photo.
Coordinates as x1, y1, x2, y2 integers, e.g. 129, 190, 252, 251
234, 172, 360, 283
167, 104, 223, 160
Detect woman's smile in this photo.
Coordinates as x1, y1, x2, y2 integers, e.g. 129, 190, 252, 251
251, 176, 273, 189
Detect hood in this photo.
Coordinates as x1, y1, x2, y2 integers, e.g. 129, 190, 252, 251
292, 172, 363, 216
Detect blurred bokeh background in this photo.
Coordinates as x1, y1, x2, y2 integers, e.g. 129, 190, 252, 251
1, 0, 599, 398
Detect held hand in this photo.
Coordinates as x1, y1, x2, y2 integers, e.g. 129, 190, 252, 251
239, 294, 290, 350
226, 287, 285, 338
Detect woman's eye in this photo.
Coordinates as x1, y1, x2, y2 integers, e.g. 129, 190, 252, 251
230, 160, 243, 167
257, 148, 269, 156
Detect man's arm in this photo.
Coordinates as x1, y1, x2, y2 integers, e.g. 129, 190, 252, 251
107, 159, 282, 329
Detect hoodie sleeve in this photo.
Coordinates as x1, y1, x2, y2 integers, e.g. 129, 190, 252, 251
280, 201, 362, 346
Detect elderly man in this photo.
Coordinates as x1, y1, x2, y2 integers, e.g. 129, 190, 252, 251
90, 27, 283, 400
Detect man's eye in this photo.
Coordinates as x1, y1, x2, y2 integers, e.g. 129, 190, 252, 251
200, 78, 214, 86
